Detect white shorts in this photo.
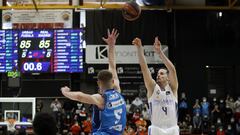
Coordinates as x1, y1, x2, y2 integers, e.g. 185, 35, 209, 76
148, 125, 179, 135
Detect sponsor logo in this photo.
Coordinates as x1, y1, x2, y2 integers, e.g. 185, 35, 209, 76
95, 46, 108, 59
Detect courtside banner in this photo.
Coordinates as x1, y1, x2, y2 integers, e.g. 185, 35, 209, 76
86, 45, 168, 64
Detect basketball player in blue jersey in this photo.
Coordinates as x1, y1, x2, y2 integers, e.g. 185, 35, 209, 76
61, 29, 126, 135
132, 37, 179, 135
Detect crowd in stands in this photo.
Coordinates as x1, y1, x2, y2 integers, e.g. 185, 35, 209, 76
1, 93, 240, 135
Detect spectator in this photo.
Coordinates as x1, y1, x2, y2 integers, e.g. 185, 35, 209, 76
193, 99, 201, 116
70, 121, 81, 135
193, 113, 202, 133
216, 118, 223, 129
236, 119, 240, 134
132, 97, 143, 112
201, 97, 210, 117
225, 124, 235, 135
216, 127, 225, 135
226, 96, 235, 112
126, 99, 131, 114
210, 97, 218, 111
124, 124, 137, 135
211, 104, 221, 123
201, 115, 209, 134
209, 125, 216, 135
36, 99, 43, 112
225, 104, 233, 124
82, 117, 92, 134
50, 98, 62, 122
219, 98, 226, 114
78, 107, 87, 122
234, 97, 240, 121
132, 108, 141, 123
179, 93, 188, 123
33, 112, 57, 135
135, 117, 147, 135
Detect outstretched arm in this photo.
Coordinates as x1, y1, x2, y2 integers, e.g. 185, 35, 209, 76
154, 37, 178, 96
132, 38, 156, 98
102, 29, 121, 92
61, 86, 104, 109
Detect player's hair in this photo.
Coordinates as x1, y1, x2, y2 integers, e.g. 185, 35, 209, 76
97, 70, 113, 86
159, 67, 169, 74
33, 112, 57, 135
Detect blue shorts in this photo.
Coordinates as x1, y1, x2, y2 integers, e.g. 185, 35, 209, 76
92, 132, 110, 135
93, 132, 121, 135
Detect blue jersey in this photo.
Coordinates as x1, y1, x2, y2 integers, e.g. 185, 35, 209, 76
92, 89, 126, 135
92, 105, 100, 132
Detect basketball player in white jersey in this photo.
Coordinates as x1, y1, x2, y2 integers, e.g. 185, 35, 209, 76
132, 37, 179, 135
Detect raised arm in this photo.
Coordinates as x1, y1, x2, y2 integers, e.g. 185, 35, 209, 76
102, 29, 121, 92
154, 37, 178, 96
61, 86, 104, 109
132, 38, 156, 98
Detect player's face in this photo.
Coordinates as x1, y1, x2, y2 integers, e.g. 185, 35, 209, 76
156, 69, 168, 84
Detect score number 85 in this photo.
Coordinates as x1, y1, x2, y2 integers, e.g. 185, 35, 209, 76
20, 40, 51, 49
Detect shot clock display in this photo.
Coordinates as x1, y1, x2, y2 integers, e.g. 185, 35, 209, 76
0, 29, 84, 73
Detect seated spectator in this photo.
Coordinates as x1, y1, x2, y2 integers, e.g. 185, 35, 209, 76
82, 117, 92, 134
216, 127, 225, 135
70, 121, 81, 135
236, 119, 240, 134
132, 97, 143, 112
201, 115, 209, 134
193, 113, 202, 133
209, 125, 216, 135
33, 112, 57, 135
124, 124, 137, 135
234, 97, 240, 121
225, 124, 235, 135
132, 108, 141, 123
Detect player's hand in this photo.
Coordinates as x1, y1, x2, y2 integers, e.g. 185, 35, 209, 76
153, 36, 162, 54
132, 37, 142, 47
102, 28, 119, 46
61, 86, 71, 93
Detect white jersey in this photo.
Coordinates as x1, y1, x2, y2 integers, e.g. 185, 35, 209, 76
148, 84, 178, 129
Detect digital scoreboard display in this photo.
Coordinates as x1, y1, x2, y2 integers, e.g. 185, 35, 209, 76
0, 30, 18, 72
54, 29, 83, 72
0, 29, 84, 73
19, 30, 54, 73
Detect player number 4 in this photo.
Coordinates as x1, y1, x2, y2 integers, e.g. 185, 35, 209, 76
162, 107, 167, 115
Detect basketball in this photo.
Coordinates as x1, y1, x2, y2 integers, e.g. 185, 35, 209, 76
122, 1, 141, 21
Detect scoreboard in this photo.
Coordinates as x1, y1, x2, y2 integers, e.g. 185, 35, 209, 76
0, 29, 84, 73
0, 30, 18, 72
54, 29, 83, 72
